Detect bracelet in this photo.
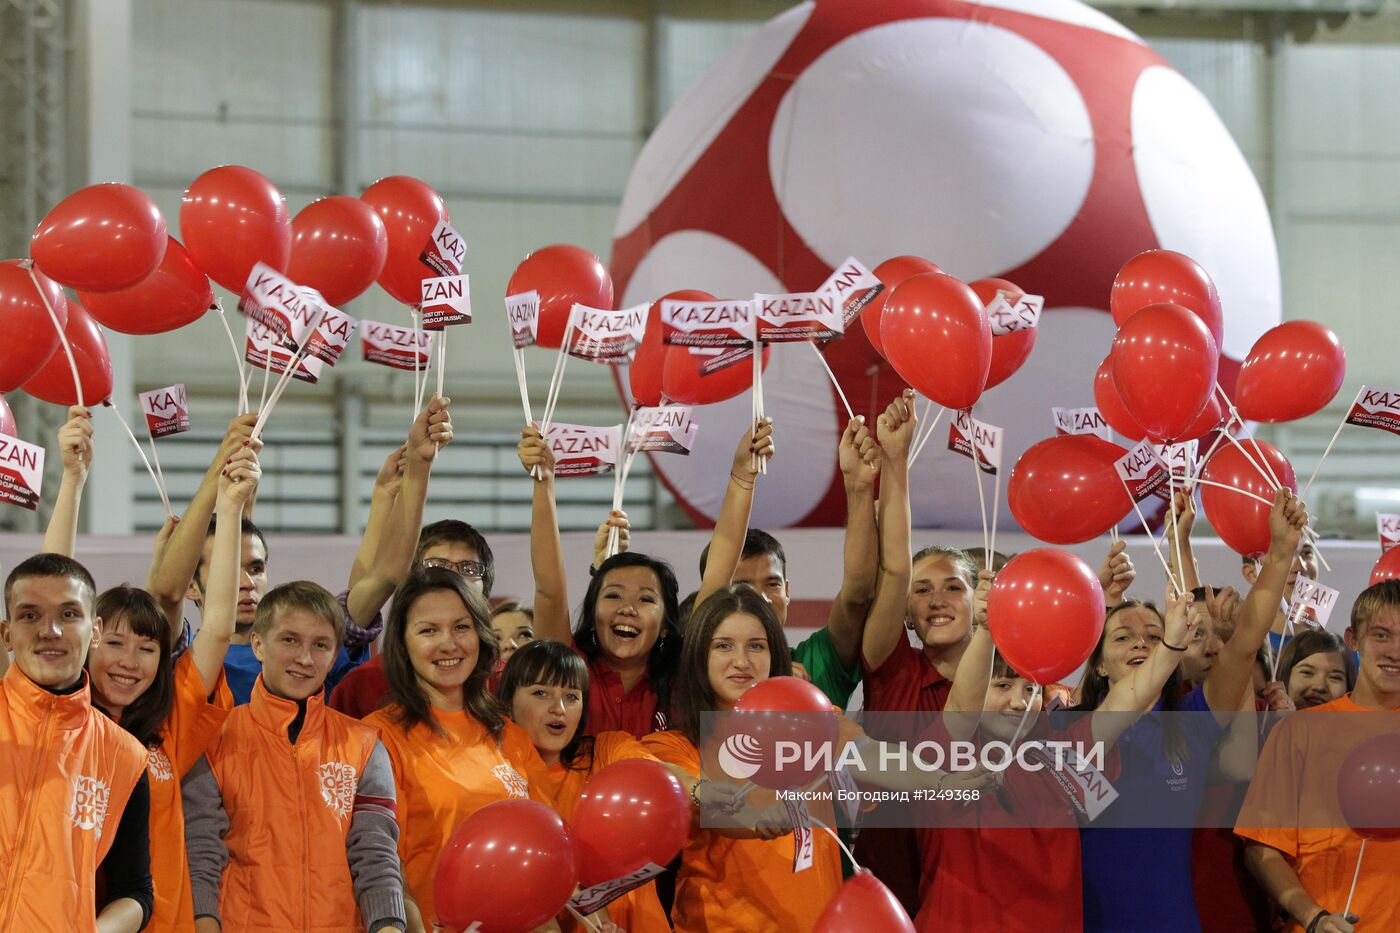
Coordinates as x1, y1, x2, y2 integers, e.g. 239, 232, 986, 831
1306, 909, 1329, 933
1162, 641, 1189, 652
689, 779, 708, 809
729, 471, 755, 490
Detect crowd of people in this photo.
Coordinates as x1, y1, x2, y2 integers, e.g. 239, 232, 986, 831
1, 389, 1397, 933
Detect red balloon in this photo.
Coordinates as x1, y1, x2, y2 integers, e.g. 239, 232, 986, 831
360, 176, 448, 305
661, 340, 770, 407
730, 676, 839, 790
508, 245, 614, 349
0, 261, 67, 392
21, 298, 113, 406
31, 184, 167, 293
1235, 321, 1346, 423
1198, 440, 1296, 558
1371, 548, 1400, 586
1173, 393, 1225, 444
1093, 355, 1145, 442
881, 273, 991, 411
971, 277, 1038, 390
1337, 734, 1400, 840
288, 196, 389, 306
0, 395, 15, 436
181, 165, 291, 293
572, 759, 690, 887
1009, 435, 1133, 545
631, 289, 707, 407
1111, 249, 1223, 350
434, 799, 578, 933
1111, 303, 1218, 443
78, 236, 212, 335
814, 870, 916, 933
987, 548, 1106, 684
863, 256, 942, 361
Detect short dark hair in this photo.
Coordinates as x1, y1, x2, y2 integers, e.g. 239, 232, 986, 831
698, 529, 786, 580
415, 520, 495, 597
5, 553, 97, 617
92, 586, 175, 747
252, 581, 345, 649
195, 516, 269, 585
496, 640, 593, 770
672, 584, 792, 745
383, 568, 504, 738
1276, 627, 1356, 691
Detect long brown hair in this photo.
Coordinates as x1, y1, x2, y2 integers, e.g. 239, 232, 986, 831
383, 568, 504, 739
672, 585, 792, 745
91, 586, 175, 748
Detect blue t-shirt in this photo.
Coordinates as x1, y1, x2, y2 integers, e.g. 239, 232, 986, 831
1078, 685, 1223, 933
222, 641, 369, 706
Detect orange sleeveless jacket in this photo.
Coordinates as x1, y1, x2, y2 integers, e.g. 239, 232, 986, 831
203, 677, 381, 933
0, 666, 147, 933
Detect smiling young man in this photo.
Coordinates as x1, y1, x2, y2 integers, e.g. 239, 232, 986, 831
181, 582, 405, 933
0, 554, 153, 932
1237, 580, 1400, 933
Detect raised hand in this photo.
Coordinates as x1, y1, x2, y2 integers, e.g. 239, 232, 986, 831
973, 570, 994, 629
1170, 488, 1196, 538
408, 396, 453, 462
1267, 488, 1309, 557
877, 388, 917, 462
518, 424, 555, 479
732, 417, 775, 483
1259, 681, 1295, 713
592, 510, 630, 567
218, 441, 263, 509
1098, 539, 1136, 606
1164, 590, 1201, 651
1203, 585, 1242, 641
374, 444, 407, 499
838, 415, 880, 489
57, 406, 93, 477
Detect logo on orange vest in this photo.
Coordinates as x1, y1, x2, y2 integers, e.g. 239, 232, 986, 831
492, 763, 528, 798
319, 761, 358, 818
69, 775, 111, 835
147, 747, 174, 782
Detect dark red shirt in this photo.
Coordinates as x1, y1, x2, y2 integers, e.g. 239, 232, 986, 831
327, 654, 389, 720
862, 639, 953, 715
583, 653, 663, 739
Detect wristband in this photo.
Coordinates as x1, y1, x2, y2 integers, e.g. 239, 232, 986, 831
729, 470, 755, 490
1162, 641, 1189, 652
1306, 909, 1329, 933
690, 779, 708, 809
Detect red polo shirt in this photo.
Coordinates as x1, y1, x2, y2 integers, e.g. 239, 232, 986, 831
862, 639, 953, 716
583, 653, 663, 739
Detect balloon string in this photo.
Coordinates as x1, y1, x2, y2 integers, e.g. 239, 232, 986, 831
1269, 611, 1294, 683
1168, 471, 1186, 597
251, 318, 323, 443
808, 343, 854, 421
1344, 836, 1368, 918
258, 355, 272, 413
1300, 387, 1362, 501
908, 406, 946, 466
1008, 683, 1041, 749
410, 308, 423, 426
969, 436, 990, 568
1118, 477, 1182, 597
810, 818, 860, 874
1215, 384, 1284, 489
541, 315, 575, 438
908, 397, 937, 464
26, 264, 83, 409
988, 466, 1002, 564
435, 326, 446, 404
1188, 430, 1229, 492
565, 903, 603, 933
146, 428, 172, 517
512, 348, 533, 423
213, 300, 249, 415
104, 400, 171, 517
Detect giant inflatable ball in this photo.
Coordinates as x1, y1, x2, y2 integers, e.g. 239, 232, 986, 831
611, 0, 1279, 529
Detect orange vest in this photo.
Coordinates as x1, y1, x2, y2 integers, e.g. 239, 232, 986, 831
0, 666, 147, 933
205, 677, 380, 933
146, 654, 233, 933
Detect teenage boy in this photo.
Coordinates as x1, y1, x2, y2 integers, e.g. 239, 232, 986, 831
0, 554, 152, 932
183, 581, 405, 933
1237, 579, 1400, 933
695, 416, 880, 709
150, 399, 453, 703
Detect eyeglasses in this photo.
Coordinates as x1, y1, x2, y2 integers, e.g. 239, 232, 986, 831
419, 558, 487, 579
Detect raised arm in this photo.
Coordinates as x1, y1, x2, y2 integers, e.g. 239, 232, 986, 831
1168, 489, 1201, 593
693, 419, 775, 609
1205, 489, 1307, 717
350, 445, 405, 589
41, 406, 93, 557
943, 572, 997, 737
860, 390, 916, 671
519, 424, 571, 644
1097, 539, 1137, 612
1092, 589, 1202, 745
188, 444, 261, 692
824, 417, 881, 670
345, 399, 452, 630
148, 412, 258, 640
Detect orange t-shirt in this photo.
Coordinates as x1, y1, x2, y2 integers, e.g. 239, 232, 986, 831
529, 731, 671, 933
145, 654, 233, 933
1236, 693, 1400, 932
365, 705, 543, 929
642, 730, 843, 933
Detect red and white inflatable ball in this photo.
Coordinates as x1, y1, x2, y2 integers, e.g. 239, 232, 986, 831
611, 0, 1279, 529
